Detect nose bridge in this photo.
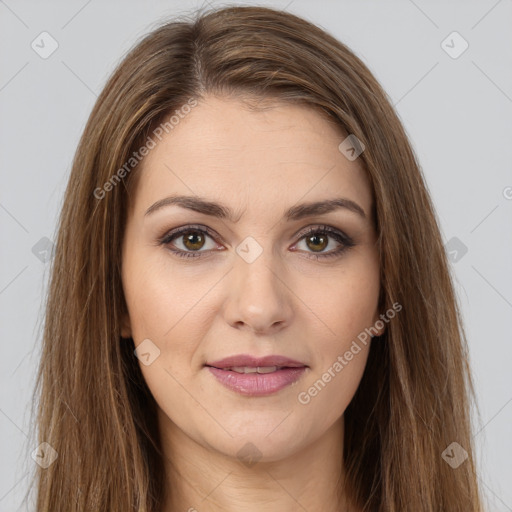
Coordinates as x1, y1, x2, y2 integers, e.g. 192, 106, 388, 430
235, 238, 281, 300
225, 236, 291, 331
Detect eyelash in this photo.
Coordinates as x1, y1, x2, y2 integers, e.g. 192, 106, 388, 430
157, 224, 355, 261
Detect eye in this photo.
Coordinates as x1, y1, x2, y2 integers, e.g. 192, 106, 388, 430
292, 225, 355, 260
158, 224, 355, 260
158, 224, 219, 259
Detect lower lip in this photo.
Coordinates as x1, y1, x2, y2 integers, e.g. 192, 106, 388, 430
207, 366, 307, 396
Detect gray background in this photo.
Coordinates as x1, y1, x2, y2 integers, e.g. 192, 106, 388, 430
1, 0, 511, 510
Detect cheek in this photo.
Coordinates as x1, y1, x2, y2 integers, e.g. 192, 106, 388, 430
295, 281, 376, 431
121, 251, 213, 433
295, 252, 379, 422
304, 248, 380, 348
296, 343, 370, 436
121, 248, 219, 401
122, 245, 213, 345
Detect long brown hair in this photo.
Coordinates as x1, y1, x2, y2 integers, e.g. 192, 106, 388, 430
26, 5, 483, 511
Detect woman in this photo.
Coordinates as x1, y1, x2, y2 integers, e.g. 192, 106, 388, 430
28, 5, 483, 511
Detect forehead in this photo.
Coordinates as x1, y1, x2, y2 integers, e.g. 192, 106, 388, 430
131, 95, 374, 219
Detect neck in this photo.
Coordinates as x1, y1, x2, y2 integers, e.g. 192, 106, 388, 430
159, 411, 351, 512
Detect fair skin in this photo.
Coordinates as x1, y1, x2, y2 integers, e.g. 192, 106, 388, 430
121, 94, 384, 512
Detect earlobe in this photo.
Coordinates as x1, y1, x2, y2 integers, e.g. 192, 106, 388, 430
120, 314, 132, 339
372, 312, 387, 338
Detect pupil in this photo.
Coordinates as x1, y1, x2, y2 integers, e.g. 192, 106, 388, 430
185, 232, 203, 250
308, 234, 326, 252
182, 232, 328, 252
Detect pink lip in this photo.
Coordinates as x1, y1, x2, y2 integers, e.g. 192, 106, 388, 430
205, 354, 308, 397
207, 367, 307, 396
206, 354, 307, 369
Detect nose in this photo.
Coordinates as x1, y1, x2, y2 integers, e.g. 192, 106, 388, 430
222, 248, 294, 335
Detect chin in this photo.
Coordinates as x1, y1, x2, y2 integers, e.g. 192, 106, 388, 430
206, 425, 309, 465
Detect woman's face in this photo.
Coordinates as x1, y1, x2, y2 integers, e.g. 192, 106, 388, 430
121, 95, 383, 462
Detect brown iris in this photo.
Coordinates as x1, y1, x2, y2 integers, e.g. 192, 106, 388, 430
183, 231, 206, 251
305, 233, 328, 252
180, 230, 330, 253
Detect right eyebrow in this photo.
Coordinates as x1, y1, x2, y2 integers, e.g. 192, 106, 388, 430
144, 194, 367, 222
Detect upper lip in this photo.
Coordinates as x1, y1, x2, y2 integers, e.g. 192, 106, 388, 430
206, 354, 307, 369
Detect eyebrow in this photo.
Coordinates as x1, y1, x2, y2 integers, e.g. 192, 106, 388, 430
144, 194, 367, 222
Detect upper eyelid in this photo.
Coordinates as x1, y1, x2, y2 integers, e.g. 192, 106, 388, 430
161, 223, 350, 246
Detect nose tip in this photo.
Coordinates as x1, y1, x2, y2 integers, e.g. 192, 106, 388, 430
226, 254, 292, 334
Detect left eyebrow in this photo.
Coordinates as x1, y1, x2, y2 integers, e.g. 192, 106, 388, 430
144, 194, 367, 222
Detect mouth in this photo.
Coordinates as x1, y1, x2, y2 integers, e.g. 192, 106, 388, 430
208, 365, 296, 374
204, 354, 308, 396
205, 354, 308, 370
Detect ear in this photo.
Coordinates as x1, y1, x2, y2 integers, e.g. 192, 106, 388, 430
120, 312, 132, 339
371, 312, 387, 338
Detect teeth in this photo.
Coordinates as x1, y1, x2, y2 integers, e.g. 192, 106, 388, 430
229, 366, 279, 374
